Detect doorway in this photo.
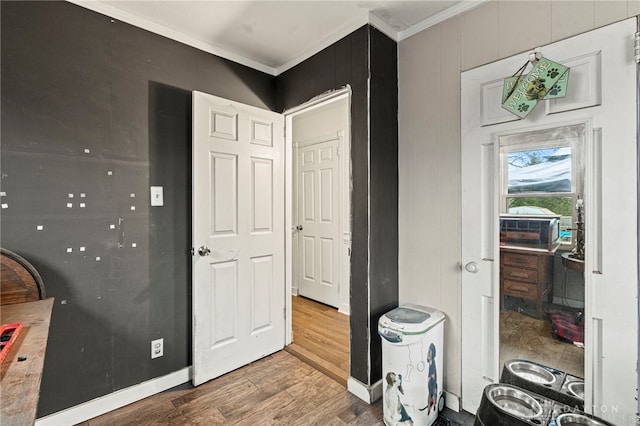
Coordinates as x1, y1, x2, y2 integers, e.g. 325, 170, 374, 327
285, 89, 352, 384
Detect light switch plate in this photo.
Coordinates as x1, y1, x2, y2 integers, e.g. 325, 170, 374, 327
150, 186, 163, 206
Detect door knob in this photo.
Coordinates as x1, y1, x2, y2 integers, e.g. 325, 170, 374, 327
296, 225, 303, 231
198, 246, 211, 256
465, 261, 479, 273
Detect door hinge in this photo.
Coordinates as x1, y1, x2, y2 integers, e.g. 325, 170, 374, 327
337, 146, 340, 157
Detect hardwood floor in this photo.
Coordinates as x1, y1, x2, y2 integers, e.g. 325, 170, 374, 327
80, 296, 358, 425
500, 310, 584, 377
79, 351, 383, 426
285, 296, 350, 386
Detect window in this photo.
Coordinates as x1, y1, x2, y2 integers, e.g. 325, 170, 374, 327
500, 124, 585, 246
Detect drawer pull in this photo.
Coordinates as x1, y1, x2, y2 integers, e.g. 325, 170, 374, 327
510, 286, 530, 293
509, 271, 530, 278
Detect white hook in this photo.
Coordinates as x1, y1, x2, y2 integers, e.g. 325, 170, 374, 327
529, 47, 542, 64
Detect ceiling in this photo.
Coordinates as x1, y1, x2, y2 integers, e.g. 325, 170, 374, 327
69, 1, 484, 75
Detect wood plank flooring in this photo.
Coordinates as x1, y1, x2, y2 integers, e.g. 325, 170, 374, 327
285, 296, 350, 386
79, 351, 383, 426
79, 296, 357, 425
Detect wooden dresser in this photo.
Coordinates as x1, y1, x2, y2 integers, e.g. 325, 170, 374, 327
500, 248, 554, 318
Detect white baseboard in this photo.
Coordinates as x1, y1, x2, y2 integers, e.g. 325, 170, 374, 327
338, 302, 350, 316
347, 376, 383, 403
444, 390, 461, 412
35, 367, 191, 426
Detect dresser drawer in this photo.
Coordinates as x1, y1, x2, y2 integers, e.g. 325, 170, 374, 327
502, 266, 537, 283
502, 279, 539, 299
502, 252, 538, 269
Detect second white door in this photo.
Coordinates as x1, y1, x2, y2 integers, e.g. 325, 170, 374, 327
296, 136, 342, 307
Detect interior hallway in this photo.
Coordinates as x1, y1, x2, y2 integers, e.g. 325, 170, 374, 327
285, 296, 350, 386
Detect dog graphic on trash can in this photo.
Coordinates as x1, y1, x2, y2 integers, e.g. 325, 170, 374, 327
419, 342, 438, 415
384, 371, 413, 425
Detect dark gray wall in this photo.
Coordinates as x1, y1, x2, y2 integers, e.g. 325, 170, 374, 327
2, 1, 398, 415
1, 1, 276, 416
368, 28, 399, 384
277, 26, 399, 387
276, 25, 372, 385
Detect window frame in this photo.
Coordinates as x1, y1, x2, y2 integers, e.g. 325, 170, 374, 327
499, 124, 585, 248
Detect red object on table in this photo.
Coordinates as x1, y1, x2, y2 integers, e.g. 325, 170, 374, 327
0, 322, 23, 364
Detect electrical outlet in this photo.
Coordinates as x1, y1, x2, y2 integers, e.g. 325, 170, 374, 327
151, 338, 163, 359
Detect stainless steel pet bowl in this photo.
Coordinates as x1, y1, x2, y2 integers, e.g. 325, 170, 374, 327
486, 384, 543, 419
507, 360, 557, 385
556, 413, 608, 425
567, 381, 584, 400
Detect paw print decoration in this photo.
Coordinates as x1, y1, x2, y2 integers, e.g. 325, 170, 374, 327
547, 67, 560, 79
502, 56, 569, 119
548, 84, 562, 96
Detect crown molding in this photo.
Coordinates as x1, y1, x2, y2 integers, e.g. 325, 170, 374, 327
368, 12, 400, 42
397, 0, 489, 41
66, 0, 278, 75
67, 0, 488, 76
274, 13, 370, 75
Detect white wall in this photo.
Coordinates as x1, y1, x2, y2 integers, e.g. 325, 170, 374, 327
398, 0, 640, 399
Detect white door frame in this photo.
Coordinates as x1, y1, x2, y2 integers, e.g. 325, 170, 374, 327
284, 87, 352, 344
461, 19, 638, 422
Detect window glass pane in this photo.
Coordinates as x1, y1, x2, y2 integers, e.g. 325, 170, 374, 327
507, 196, 574, 243
507, 147, 572, 193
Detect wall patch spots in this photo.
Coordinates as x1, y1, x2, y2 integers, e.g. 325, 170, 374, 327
66, 203, 73, 208
84, 148, 90, 154
36, 225, 44, 231
80, 247, 86, 252
109, 224, 115, 229
80, 203, 86, 208
96, 256, 101, 261
107, 171, 113, 176
66, 248, 73, 253
131, 242, 137, 248
80, 193, 86, 198
68, 193, 74, 198
130, 206, 136, 211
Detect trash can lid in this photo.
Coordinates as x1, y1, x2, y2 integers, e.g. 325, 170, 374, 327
378, 304, 445, 335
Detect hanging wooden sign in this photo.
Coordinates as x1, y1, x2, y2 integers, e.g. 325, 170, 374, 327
502, 57, 570, 118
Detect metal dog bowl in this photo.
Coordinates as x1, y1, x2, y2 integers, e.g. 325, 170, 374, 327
556, 413, 608, 425
507, 360, 557, 385
567, 381, 584, 400
486, 384, 543, 419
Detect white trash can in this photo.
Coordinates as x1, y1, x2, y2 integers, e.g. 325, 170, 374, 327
378, 304, 446, 426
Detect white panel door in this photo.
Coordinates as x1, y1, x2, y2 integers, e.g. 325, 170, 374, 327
192, 91, 285, 386
297, 138, 341, 307
461, 19, 637, 423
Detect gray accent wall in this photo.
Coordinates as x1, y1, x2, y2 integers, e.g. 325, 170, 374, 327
277, 25, 398, 388
1, 1, 276, 416
2, 1, 398, 415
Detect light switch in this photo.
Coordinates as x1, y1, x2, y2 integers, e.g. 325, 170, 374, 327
150, 186, 163, 206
